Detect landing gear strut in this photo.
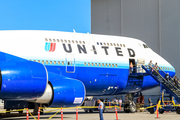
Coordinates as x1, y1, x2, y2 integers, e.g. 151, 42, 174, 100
124, 94, 136, 113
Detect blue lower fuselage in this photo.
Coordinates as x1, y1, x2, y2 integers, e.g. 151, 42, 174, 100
45, 65, 175, 96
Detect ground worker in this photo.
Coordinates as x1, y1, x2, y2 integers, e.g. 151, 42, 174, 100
97, 99, 104, 120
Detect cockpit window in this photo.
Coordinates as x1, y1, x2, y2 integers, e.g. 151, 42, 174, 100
143, 44, 149, 48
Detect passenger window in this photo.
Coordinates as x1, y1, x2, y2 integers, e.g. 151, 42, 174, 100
117, 44, 119, 46
38, 60, 40, 63
64, 40, 67, 43
62, 61, 64, 65
92, 63, 94, 66
34, 60, 36, 62
84, 62, 86, 66
107, 43, 109, 46
114, 43, 116, 46
68, 40, 71, 43
49, 39, 52, 42
76, 41, 78, 44
99, 63, 101, 66
58, 61, 60, 65
110, 43, 113, 46
100, 43, 102, 45
123, 44, 125, 47
102, 63, 104, 67
83, 41, 85, 44
72, 40, 74, 43
54, 61, 56, 64
57, 39, 59, 42
61, 39, 63, 42
106, 63, 107, 67
109, 64, 111, 67
79, 41, 82, 44
50, 61, 52, 64
104, 43, 106, 45
45, 38, 48, 41
112, 64, 114, 67
46, 61, 48, 64
95, 63, 97, 66
42, 60, 44, 64
97, 42, 99, 45
53, 39, 56, 42
115, 64, 118, 67
120, 44, 122, 47
88, 63, 90, 66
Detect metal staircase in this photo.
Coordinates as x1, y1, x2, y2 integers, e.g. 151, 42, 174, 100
142, 65, 180, 103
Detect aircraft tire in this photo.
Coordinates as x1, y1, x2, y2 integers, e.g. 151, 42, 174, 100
89, 109, 93, 113
149, 108, 154, 114
129, 102, 136, 113
159, 109, 164, 114
176, 107, 180, 114
33, 103, 39, 115
124, 104, 130, 113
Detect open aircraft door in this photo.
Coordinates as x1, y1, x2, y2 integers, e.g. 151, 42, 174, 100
137, 59, 145, 73
65, 55, 75, 73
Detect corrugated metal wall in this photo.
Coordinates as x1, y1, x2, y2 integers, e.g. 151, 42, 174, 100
92, 0, 180, 95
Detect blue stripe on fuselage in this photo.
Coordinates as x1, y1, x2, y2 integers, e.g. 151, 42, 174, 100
44, 64, 173, 96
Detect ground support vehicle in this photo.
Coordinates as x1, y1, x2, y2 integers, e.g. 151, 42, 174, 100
147, 90, 180, 114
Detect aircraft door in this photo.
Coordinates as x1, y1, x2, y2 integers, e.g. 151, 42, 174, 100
129, 59, 136, 73
137, 59, 145, 73
65, 55, 75, 73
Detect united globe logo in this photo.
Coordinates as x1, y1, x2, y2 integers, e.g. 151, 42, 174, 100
45, 42, 56, 52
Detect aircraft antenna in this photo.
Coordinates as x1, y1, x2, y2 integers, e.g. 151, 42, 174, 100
73, 29, 76, 33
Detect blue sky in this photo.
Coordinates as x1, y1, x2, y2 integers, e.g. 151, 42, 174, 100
0, 0, 91, 33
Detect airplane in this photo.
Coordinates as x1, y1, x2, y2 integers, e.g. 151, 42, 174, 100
0, 30, 175, 113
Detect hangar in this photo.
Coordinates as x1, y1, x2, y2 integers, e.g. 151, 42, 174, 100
91, 0, 180, 98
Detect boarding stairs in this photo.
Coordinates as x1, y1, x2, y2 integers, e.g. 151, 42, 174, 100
142, 65, 180, 103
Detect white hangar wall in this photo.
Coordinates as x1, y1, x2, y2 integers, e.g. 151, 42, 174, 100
91, 0, 180, 95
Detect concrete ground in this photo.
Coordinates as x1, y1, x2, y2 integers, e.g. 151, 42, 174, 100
0, 108, 179, 120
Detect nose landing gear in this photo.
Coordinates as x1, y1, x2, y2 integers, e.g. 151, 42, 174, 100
124, 94, 136, 113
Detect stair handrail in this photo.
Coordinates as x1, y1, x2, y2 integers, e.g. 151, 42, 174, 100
146, 63, 176, 88
154, 65, 180, 90
153, 64, 180, 88
148, 63, 180, 88
143, 65, 179, 91
148, 63, 167, 76
149, 65, 178, 90
169, 76, 180, 88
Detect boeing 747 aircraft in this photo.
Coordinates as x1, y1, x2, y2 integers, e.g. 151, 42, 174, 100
0, 30, 175, 113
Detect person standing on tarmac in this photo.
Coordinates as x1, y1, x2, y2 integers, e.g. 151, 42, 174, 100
97, 99, 104, 120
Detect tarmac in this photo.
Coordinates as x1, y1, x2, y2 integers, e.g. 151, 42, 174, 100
0, 108, 180, 120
